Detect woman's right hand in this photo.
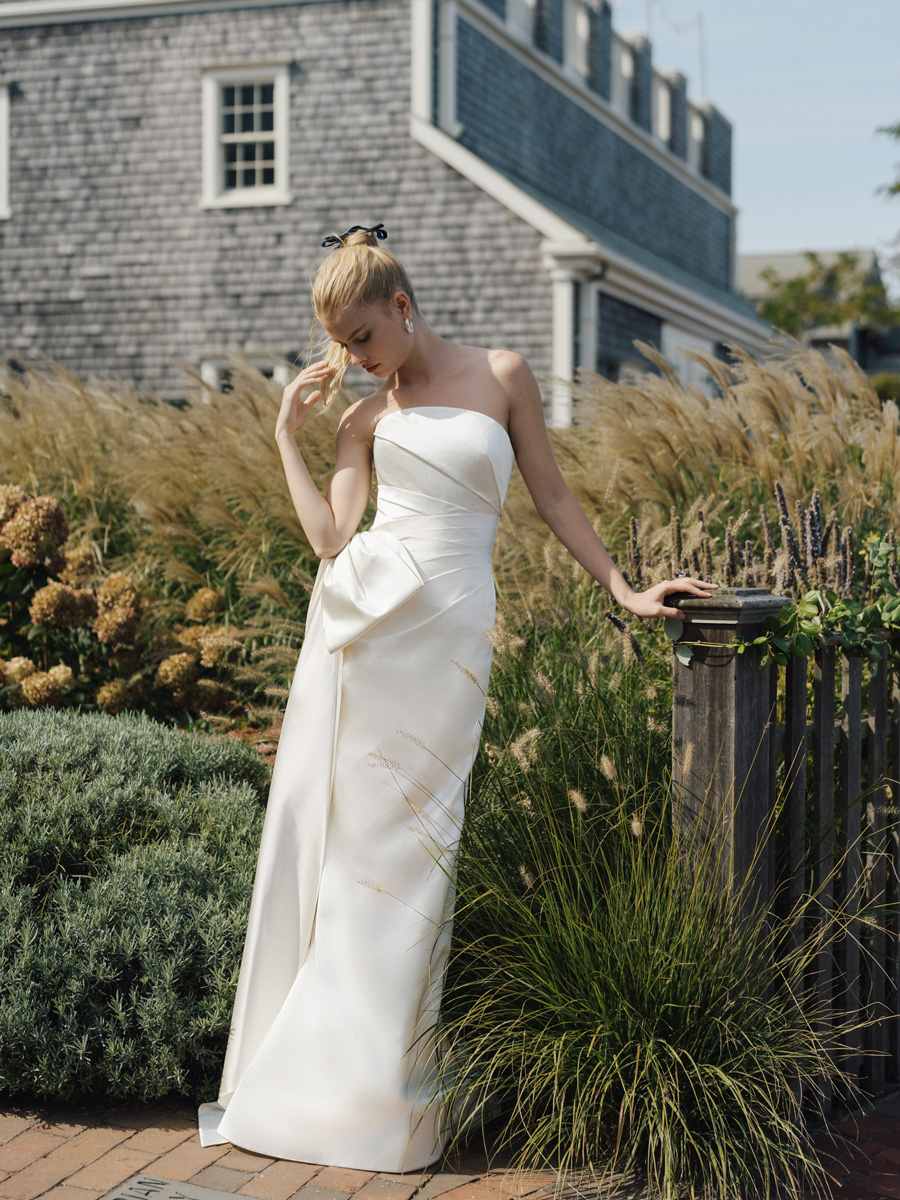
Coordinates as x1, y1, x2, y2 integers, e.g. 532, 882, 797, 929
275, 360, 333, 442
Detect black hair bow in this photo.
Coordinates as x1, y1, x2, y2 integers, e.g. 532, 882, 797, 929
321, 223, 388, 249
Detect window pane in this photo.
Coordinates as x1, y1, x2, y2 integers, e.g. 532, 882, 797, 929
241, 84, 254, 106
225, 169, 237, 189
262, 141, 275, 161
242, 143, 257, 162
242, 167, 256, 186
223, 86, 235, 106
260, 109, 274, 132
262, 166, 275, 185
224, 144, 238, 163
241, 110, 255, 133
222, 112, 235, 135
260, 82, 274, 105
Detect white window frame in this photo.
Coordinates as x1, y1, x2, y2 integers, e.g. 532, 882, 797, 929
506, 0, 538, 44
201, 65, 291, 209
652, 72, 671, 146
687, 105, 705, 173
562, 0, 591, 80
610, 35, 633, 116
661, 324, 714, 395
0, 85, 10, 220
199, 355, 294, 398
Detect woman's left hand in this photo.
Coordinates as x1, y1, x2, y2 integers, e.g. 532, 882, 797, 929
621, 578, 719, 621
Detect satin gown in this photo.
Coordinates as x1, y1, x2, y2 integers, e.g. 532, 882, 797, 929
198, 406, 515, 1172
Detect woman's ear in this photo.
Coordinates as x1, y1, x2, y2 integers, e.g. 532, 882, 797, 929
392, 291, 412, 321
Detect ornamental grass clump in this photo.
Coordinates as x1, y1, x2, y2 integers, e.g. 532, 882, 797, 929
444, 580, 863, 1200
0, 707, 267, 1102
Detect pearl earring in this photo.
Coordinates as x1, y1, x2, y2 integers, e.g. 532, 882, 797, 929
405, 318, 414, 333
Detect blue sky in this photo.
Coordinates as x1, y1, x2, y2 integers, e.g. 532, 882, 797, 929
611, 0, 900, 285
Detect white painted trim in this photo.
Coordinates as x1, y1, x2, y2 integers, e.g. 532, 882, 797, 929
0, 86, 9, 221
411, 114, 770, 358
548, 268, 576, 427
0, 0, 305, 24
437, 0, 464, 137
410, 0, 433, 123
200, 64, 291, 210
455, 0, 734, 213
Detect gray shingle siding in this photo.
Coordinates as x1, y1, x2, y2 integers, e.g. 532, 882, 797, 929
0, 0, 552, 399
588, 1, 612, 101
702, 104, 732, 196
455, 18, 734, 291
535, 0, 563, 65
597, 292, 662, 373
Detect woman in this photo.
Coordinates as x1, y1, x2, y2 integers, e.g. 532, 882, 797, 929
198, 224, 716, 1171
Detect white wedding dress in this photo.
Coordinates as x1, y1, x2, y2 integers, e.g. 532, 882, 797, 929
198, 406, 515, 1172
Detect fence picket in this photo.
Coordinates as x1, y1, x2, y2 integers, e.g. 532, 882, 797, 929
840, 653, 863, 1089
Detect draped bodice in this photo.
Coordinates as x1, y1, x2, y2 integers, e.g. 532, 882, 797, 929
319, 406, 514, 655
372, 406, 515, 533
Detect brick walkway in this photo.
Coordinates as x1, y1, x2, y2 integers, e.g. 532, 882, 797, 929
812, 1091, 900, 1200
0, 1103, 557, 1200
5, 1094, 900, 1200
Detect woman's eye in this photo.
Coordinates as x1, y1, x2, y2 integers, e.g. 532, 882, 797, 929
357, 334, 370, 345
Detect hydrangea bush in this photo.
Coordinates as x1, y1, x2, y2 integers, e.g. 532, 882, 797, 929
0, 484, 250, 720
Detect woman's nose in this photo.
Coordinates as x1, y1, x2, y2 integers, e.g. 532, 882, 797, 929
349, 350, 366, 366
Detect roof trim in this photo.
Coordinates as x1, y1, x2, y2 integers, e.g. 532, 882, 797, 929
456, 0, 735, 216
0, 0, 303, 26
411, 115, 771, 354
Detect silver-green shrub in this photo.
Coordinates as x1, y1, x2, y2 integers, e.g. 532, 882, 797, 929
0, 709, 266, 1102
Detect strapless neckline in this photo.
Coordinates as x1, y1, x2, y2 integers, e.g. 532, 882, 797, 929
375, 405, 511, 443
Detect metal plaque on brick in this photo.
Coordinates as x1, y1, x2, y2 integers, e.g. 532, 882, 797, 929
102, 1174, 242, 1200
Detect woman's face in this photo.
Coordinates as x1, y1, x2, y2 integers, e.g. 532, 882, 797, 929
321, 294, 411, 379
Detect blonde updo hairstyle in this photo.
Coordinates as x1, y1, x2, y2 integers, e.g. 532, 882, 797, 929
311, 226, 418, 409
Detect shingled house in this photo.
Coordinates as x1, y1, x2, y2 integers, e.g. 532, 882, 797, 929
0, 0, 769, 421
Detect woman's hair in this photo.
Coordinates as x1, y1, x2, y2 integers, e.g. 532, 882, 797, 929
309, 227, 418, 410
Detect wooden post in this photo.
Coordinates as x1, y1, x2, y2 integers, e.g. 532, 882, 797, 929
671, 586, 790, 909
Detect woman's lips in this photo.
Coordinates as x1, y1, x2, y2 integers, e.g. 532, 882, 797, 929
364, 364, 379, 373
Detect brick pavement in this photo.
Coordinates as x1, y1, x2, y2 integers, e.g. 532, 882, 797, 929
5, 1094, 900, 1200
0, 1104, 557, 1200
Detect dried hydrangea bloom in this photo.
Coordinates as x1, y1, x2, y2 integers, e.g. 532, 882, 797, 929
93, 606, 140, 647
47, 663, 76, 693
96, 572, 140, 612
92, 572, 140, 647
20, 670, 63, 708
155, 652, 198, 691
199, 628, 241, 669
0, 484, 29, 528
29, 582, 95, 630
1, 496, 68, 569
185, 587, 225, 624
6, 656, 36, 684
59, 545, 95, 586
177, 624, 208, 651
96, 679, 131, 714
193, 676, 230, 711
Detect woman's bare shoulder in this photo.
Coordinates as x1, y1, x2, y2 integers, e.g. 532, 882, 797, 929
336, 390, 391, 444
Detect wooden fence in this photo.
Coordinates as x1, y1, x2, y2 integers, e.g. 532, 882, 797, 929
672, 587, 899, 1101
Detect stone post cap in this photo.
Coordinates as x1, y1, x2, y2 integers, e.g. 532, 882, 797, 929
673, 586, 791, 627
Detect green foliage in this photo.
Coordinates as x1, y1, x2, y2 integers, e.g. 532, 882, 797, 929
879, 120, 900, 199
447, 627, 854, 1199
0, 708, 266, 1102
756, 251, 899, 337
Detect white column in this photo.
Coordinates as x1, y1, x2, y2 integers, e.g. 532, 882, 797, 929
437, 0, 464, 137
549, 266, 576, 428
410, 0, 433, 124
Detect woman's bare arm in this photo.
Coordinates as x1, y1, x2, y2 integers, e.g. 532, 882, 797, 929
275, 362, 374, 559
497, 352, 716, 619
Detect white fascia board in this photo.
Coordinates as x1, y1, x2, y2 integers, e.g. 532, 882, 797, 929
412, 115, 771, 355
456, 0, 735, 216
0, 0, 302, 26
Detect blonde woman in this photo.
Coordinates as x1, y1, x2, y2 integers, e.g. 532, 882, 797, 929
199, 224, 715, 1170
